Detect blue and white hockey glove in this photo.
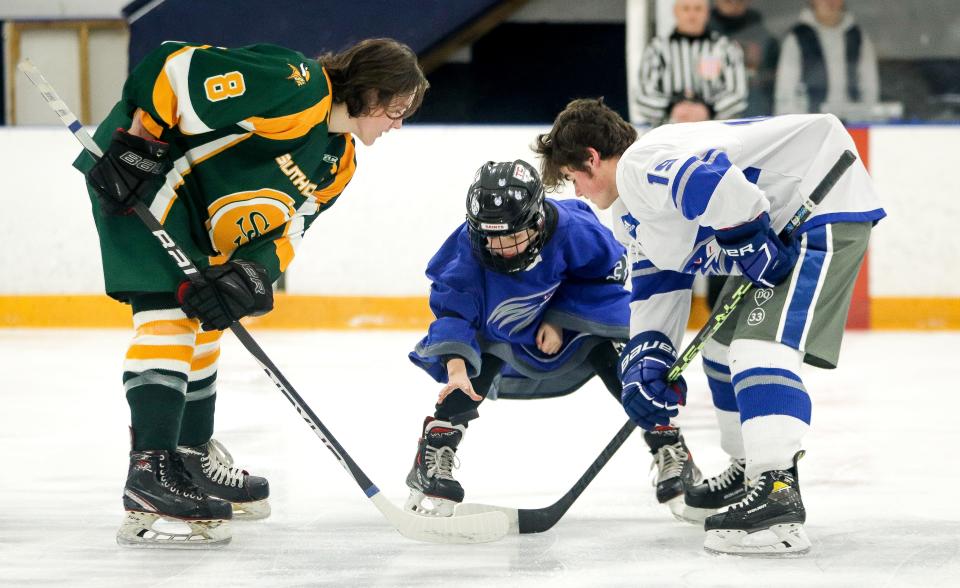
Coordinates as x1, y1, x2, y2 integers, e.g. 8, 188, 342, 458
619, 332, 687, 431
715, 212, 801, 288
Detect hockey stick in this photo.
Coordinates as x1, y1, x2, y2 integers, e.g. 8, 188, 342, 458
19, 59, 508, 544
456, 149, 857, 534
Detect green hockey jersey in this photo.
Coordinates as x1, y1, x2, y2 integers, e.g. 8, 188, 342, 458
76, 42, 356, 299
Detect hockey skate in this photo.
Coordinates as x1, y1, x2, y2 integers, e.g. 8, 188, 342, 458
405, 417, 465, 517
177, 438, 270, 520
703, 451, 810, 556
644, 426, 702, 520
676, 457, 748, 523
118, 449, 233, 548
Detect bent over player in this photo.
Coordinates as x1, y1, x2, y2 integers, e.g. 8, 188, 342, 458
74, 39, 427, 547
534, 99, 884, 555
405, 159, 700, 517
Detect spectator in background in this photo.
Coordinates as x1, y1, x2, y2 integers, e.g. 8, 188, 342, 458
775, 0, 879, 115
710, 0, 779, 117
635, 0, 748, 125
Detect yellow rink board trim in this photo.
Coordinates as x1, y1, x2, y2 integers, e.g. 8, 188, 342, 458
1, 295, 958, 330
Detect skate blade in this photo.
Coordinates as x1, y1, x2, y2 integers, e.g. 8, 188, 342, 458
704, 523, 811, 557
666, 495, 710, 525
231, 498, 270, 520
405, 489, 457, 517
671, 502, 717, 525
117, 511, 232, 549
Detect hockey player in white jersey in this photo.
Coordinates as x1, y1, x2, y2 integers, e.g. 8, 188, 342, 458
534, 98, 885, 556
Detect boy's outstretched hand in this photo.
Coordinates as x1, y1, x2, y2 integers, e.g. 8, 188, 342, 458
438, 357, 483, 403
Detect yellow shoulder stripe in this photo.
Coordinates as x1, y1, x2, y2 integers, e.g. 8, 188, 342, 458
243, 94, 332, 141
314, 139, 356, 204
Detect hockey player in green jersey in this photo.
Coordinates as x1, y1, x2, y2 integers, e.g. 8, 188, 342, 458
74, 38, 428, 548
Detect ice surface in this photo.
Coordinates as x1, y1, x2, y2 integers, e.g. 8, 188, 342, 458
1, 328, 958, 587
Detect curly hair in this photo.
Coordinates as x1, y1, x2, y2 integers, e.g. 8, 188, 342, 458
533, 98, 637, 190
319, 38, 429, 119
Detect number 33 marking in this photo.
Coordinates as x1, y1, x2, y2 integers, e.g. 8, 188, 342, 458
204, 71, 245, 102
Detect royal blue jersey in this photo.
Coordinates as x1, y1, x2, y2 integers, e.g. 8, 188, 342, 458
410, 198, 630, 398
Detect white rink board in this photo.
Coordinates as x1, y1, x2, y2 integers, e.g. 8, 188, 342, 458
0, 124, 957, 296
0, 328, 958, 586
867, 126, 960, 296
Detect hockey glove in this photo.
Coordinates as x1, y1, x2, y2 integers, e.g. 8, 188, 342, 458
87, 129, 171, 215
619, 332, 687, 431
715, 212, 801, 288
177, 260, 274, 331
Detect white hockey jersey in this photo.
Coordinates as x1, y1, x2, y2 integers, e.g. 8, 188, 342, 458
611, 114, 885, 345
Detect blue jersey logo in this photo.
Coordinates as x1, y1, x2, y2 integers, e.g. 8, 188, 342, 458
619, 212, 639, 240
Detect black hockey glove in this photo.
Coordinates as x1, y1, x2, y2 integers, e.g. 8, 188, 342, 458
87, 129, 171, 215
177, 260, 274, 331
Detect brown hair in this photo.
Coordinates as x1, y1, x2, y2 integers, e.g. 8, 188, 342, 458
533, 97, 637, 190
319, 38, 429, 119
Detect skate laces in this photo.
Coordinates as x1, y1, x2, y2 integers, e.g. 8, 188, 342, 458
650, 443, 688, 484
729, 477, 765, 511
706, 458, 746, 492
158, 453, 205, 500
424, 445, 459, 481
200, 439, 246, 488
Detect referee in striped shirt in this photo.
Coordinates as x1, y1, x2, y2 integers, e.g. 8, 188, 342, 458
635, 0, 748, 125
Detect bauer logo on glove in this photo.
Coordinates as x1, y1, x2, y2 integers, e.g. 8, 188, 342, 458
618, 331, 687, 431
177, 260, 274, 331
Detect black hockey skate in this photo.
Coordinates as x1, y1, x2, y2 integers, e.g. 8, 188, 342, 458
118, 449, 233, 548
177, 438, 270, 520
703, 451, 810, 556
405, 417, 465, 517
677, 457, 748, 523
643, 426, 702, 519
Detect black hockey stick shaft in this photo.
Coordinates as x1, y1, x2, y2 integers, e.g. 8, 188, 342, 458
503, 149, 857, 533
16, 61, 380, 494
666, 149, 857, 382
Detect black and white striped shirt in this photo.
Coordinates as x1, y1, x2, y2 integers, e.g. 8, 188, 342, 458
635, 30, 747, 124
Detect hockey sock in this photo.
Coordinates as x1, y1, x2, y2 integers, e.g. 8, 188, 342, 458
702, 339, 745, 459
729, 339, 810, 479
179, 329, 221, 447
434, 354, 501, 422
125, 297, 197, 451
586, 341, 623, 402
435, 390, 484, 421
126, 385, 186, 451
179, 383, 216, 447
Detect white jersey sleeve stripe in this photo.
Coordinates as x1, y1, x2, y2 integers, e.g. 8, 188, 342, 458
163, 47, 215, 135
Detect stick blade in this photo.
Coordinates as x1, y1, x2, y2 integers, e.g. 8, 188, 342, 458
370, 493, 509, 544
454, 503, 521, 534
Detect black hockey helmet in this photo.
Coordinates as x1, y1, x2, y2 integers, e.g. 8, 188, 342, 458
466, 159, 548, 273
